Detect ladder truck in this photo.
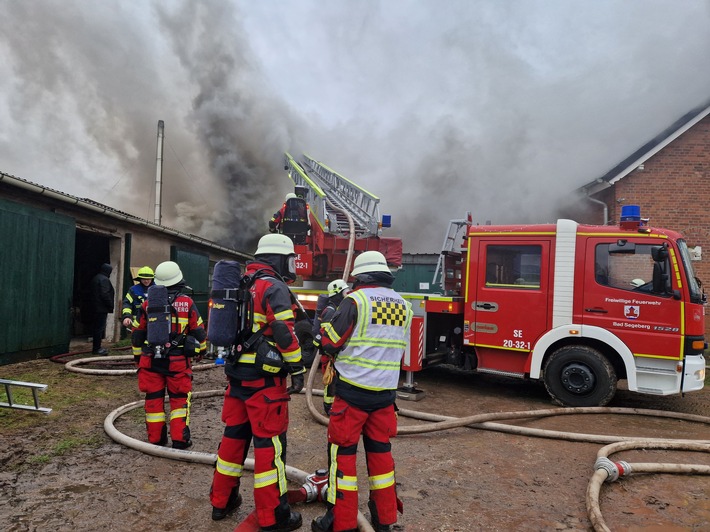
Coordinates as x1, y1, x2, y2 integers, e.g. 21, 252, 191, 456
280, 153, 403, 364
282, 152, 402, 288
400, 205, 707, 406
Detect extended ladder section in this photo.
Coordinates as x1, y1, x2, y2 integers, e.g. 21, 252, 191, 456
0, 378, 52, 413
432, 213, 472, 293
284, 153, 381, 238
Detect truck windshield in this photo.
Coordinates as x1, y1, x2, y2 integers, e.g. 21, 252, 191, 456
677, 240, 704, 303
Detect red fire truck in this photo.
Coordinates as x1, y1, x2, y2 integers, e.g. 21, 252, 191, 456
402, 205, 707, 406
278, 156, 705, 407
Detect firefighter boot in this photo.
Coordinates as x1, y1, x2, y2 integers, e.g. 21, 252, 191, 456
211, 488, 242, 521
368, 500, 393, 532
311, 510, 357, 532
157, 426, 168, 447
173, 426, 192, 449
261, 504, 302, 532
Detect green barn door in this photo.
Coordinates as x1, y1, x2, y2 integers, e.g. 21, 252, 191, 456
170, 247, 210, 323
0, 199, 75, 364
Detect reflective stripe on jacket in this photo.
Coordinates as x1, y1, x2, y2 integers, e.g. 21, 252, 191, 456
121, 283, 150, 320
228, 262, 302, 380
131, 292, 207, 357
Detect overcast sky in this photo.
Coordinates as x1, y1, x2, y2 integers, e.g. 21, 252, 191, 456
1, 1, 709, 253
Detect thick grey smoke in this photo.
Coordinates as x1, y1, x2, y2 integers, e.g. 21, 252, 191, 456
0, 0, 304, 250
1, 1, 709, 253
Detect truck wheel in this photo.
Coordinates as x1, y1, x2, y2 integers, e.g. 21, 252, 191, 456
543, 345, 617, 407
294, 320, 316, 367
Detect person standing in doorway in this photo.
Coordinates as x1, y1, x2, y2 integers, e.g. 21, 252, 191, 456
89, 263, 115, 355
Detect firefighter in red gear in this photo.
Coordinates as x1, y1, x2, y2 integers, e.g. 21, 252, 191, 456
269, 192, 311, 244
312, 251, 413, 532
130, 261, 206, 449
312, 279, 350, 414
268, 193, 297, 234
209, 234, 306, 531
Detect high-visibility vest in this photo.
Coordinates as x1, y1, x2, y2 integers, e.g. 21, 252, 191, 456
335, 287, 413, 391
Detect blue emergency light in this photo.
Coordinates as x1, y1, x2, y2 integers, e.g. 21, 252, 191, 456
381, 214, 392, 228
620, 205, 641, 222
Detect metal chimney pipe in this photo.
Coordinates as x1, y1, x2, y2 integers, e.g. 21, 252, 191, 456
154, 120, 165, 225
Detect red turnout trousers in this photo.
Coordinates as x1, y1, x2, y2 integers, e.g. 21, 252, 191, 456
136, 355, 192, 445
326, 396, 398, 531
210, 378, 290, 528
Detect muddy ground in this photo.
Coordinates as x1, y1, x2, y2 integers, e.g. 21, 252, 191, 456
1, 343, 709, 532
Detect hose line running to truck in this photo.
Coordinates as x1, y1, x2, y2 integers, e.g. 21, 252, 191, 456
325, 197, 356, 280
95, 337, 709, 530
307, 354, 710, 531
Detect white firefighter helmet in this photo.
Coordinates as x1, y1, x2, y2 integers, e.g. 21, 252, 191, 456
285, 193, 298, 201
154, 261, 183, 287
350, 251, 390, 277
328, 279, 349, 297
255, 233, 296, 256
630, 278, 645, 288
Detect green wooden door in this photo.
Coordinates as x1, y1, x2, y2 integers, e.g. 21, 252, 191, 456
171, 247, 210, 323
0, 199, 75, 364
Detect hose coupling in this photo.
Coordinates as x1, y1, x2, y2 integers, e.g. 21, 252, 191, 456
594, 457, 619, 482
302, 468, 329, 503
614, 460, 631, 478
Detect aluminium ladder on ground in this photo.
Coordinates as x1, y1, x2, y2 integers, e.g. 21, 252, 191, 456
432, 213, 472, 292
284, 153, 382, 238
0, 378, 52, 413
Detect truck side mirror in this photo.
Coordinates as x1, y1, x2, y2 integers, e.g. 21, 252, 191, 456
652, 262, 669, 294
651, 245, 668, 262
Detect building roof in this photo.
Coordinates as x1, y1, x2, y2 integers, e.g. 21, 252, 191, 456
580, 100, 710, 196
0, 170, 251, 259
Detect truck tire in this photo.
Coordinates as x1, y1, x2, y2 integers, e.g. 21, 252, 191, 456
294, 319, 316, 367
543, 345, 617, 407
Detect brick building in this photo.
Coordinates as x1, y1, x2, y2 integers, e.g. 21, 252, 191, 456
578, 100, 710, 306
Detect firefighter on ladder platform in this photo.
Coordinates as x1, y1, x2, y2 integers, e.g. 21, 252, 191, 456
209, 234, 306, 531
312, 251, 413, 532
131, 261, 206, 449
269, 192, 311, 244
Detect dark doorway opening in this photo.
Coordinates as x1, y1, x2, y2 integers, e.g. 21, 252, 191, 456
73, 231, 111, 338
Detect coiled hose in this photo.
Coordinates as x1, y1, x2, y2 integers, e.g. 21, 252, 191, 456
97, 351, 710, 530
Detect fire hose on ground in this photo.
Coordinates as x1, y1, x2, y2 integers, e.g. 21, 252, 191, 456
95, 351, 710, 531
103, 389, 376, 532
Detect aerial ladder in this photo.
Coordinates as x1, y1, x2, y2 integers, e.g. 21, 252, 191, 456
284, 153, 382, 238
283, 153, 402, 281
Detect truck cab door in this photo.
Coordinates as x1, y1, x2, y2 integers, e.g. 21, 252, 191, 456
582, 238, 683, 360
471, 240, 550, 373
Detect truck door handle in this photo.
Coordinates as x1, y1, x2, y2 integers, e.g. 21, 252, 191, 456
584, 307, 608, 314
477, 303, 495, 310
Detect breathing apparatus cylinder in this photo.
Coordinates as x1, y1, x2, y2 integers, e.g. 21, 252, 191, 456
207, 260, 242, 348
146, 285, 171, 357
